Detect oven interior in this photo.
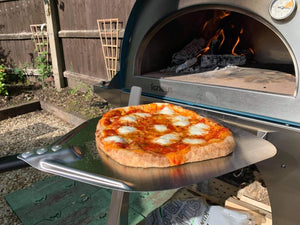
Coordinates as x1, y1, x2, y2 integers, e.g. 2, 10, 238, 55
135, 8, 296, 96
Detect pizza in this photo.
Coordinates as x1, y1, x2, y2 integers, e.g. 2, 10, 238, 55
95, 103, 235, 168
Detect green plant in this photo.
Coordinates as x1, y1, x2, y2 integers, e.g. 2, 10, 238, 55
32, 37, 52, 87
83, 83, 93, 100
0, 64, 8, 96
12, 65, 26, 83
35, 51, 52, 86
69, 83, 93, 100
69, 85, 78, 95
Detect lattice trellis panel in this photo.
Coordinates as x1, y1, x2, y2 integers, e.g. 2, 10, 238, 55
30, 24, 50, 62
97, 18, 120, 80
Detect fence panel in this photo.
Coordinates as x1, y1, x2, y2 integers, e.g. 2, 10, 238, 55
0, 0, 46, 67
0, 0, 135, 85
57, 0, 135, 83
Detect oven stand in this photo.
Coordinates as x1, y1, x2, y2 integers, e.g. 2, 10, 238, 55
106, 86, 141, 225
106, 190, 130, 225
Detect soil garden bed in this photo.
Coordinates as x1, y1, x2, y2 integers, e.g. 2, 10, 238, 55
0, 83, 112, 121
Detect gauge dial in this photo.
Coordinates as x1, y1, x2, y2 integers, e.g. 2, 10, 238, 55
269, 0, 296, 20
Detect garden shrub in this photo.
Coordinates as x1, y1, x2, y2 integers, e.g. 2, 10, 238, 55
0, 64, 8, 96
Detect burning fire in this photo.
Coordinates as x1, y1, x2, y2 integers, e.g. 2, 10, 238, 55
196, 11, 252, 58
232, 28, 244, 55
196, 29, 225, 57
170, 10, 255, 74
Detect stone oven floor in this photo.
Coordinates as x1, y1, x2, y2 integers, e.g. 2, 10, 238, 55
144, 66, 296, 95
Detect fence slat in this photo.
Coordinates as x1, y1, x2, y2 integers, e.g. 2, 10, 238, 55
43, 0, 65, 90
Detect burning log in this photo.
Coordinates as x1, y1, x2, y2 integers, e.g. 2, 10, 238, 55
199, 54, 247, 68
171, 38, 205, 65
175, 58, 198, 73
175, 54, 247, 73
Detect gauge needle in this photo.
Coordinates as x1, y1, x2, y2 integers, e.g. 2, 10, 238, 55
277, 5, 292, 9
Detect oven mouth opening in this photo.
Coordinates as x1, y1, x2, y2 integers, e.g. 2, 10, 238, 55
134, 8, 296, 96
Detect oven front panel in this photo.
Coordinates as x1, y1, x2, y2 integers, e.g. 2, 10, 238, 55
120, 0, 300, 125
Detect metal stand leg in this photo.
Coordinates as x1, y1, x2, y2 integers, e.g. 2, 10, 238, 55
119, 191, 130, 225
128, 86, 142, 106
106, 190, 129, 225
107, 86, 141, 225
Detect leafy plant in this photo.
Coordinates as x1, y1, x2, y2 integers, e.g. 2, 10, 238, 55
35, 51, 52, 87
70, 83, 93, 100
0, 64, 8, 96
32, 37, 52, 87
12, 65, 26, 83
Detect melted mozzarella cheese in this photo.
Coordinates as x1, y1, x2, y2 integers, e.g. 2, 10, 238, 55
183, 138, 206, 144
160, 107, 174, 115
118, 126, 136, 134
173, 116, 190, 126
189, 123, 209, 135
153, 133, 178, 145
119, 115, 136, 123
103, 136, 126, 143
154, 124, 167, 132
134, 113, 151, 118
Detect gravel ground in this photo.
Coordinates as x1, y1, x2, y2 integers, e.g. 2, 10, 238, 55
0, 110, 75, 225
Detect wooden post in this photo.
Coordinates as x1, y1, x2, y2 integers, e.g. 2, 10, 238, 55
43, 0, 65, 90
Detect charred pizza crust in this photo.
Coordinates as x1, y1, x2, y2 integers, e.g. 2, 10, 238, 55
95, 103, 235, 168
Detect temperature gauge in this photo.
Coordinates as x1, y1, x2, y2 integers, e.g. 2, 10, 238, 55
269, 0, 296, 20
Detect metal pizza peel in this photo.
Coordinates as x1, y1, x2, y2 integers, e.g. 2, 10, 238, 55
17, 85, 276, 191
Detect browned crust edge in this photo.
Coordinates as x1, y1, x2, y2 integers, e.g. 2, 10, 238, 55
184, 135, 235, 164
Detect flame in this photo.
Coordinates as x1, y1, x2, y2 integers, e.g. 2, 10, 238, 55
232, 28, 244, 55
218, 29, 226, 49
249, 48, 254, 55
196, 46, 210, 57
197, 11, 252, 58
232, 36, 240, 55
202, 21, 209, 32
197, 29, 225, 57
217, 10, 231, 20
197, 10, 231, 58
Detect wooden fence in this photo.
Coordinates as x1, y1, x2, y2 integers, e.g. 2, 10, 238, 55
0, 0, 135, 89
